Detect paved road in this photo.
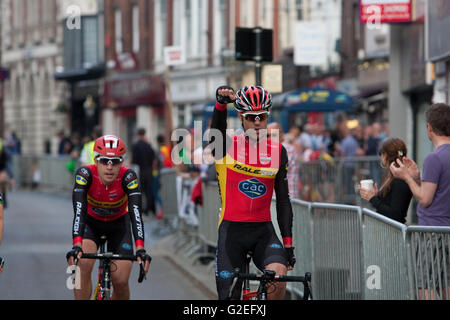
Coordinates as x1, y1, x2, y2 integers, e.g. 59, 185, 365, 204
0, 190, 210, 300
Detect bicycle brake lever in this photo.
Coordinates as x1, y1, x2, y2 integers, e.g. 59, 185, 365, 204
138, 262, 146, 283
226, 268, 240, 299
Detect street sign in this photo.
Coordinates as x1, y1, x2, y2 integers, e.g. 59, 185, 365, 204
294, 21, 327, 66
262, 64, 283, 93
164, 46, 186, 66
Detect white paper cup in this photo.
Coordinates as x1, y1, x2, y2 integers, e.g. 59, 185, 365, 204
360, 179, 374, 191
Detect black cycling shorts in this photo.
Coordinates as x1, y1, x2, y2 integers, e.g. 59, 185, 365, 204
83, 214, 134, 255
215, 220, 288, 300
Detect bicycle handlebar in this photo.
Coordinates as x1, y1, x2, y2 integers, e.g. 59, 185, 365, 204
234, 271, 312, 283
80, 253, 148, 283
81, 253, 138, 261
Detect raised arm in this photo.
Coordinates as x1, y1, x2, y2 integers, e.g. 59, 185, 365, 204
210, 86, 235, 160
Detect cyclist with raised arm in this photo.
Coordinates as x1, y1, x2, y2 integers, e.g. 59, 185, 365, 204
66, 135, 151, 300
211, 86, 296, 300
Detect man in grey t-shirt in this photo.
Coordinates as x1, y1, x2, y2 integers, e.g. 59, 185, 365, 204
391, 103, 450, 226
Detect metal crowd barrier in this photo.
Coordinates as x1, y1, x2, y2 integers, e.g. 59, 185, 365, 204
199, 182, 219, 246
299, 156, 383, 205
407, 226, 450, 300
289, 199, 313, 298
361, 208, 410, 300
12, 154, 78, 191
310, 203, 363, 300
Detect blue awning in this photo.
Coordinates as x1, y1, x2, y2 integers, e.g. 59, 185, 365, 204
275, 88, 355, 112
192, 101, 238, 117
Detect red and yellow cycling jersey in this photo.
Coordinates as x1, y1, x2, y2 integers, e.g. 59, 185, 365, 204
72, 164, 145, 248
83, 164, 129, 221
215, 133, 281, 225
211, 102, 293, 245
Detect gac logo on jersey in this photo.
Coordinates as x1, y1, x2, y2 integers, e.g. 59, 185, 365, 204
238, 178, 267, 199
76, 175, 88, 186
127, 179, 139, 190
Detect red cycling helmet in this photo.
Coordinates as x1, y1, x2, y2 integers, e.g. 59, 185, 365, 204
234, 86, 272, 112
93, 135, 127, 158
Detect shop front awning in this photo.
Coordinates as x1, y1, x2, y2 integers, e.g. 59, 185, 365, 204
54, 64, 106, 82
191, 101, 239, 117
273, 88, 355, 112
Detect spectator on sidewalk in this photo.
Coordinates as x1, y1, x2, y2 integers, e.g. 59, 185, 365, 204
390, 103, 450, 300
132, 128, 157, 216
390, 103, 450, 226
80, 126, 102, 166
157, 134, 173, 169
359, 138, 412, 223
57, 130, 73, 156
340, 120, 359, 200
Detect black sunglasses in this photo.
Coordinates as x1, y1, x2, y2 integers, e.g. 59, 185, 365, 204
97, 157, 123, 166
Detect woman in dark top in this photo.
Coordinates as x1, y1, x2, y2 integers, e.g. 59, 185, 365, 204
359, 138, 413, 223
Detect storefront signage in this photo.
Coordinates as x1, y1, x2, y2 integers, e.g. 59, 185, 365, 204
103, 74, 165, 108
360, 0, 412, 23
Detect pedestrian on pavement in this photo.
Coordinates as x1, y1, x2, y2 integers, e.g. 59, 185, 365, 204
359, 138, 412, 223
390, 103, 450, 299
132, 128, 157, 216
80, 126, 102, 166
57, 130, 73, 156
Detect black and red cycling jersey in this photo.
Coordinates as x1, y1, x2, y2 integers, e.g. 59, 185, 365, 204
71, 165, 145, 248
210, 102, 293, 246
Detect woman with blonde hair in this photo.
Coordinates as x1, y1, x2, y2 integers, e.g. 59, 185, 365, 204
359, 138, 413, 223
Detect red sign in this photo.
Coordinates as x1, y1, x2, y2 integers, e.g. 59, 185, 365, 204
103, 74, 166, 108
114, 52, 139, 72
360, 0, 412, 23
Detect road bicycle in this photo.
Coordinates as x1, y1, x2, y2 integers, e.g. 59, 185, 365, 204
227, 253, 312, 300
79, 236, 148, 300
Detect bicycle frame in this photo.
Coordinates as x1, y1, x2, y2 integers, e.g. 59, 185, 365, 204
81, 237, 143, 301
95, 241, 111, 300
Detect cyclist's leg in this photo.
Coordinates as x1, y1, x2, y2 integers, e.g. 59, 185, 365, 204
75, 217, 101, 300
107, 215, 134, 300
110, 260, 132, 300
253, 222, 289, 300
215, 221, 248, 300
264, 262, 288, 300
75, 239, 97, 300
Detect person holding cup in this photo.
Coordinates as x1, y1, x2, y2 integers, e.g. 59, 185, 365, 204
359, 138, 412, 223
